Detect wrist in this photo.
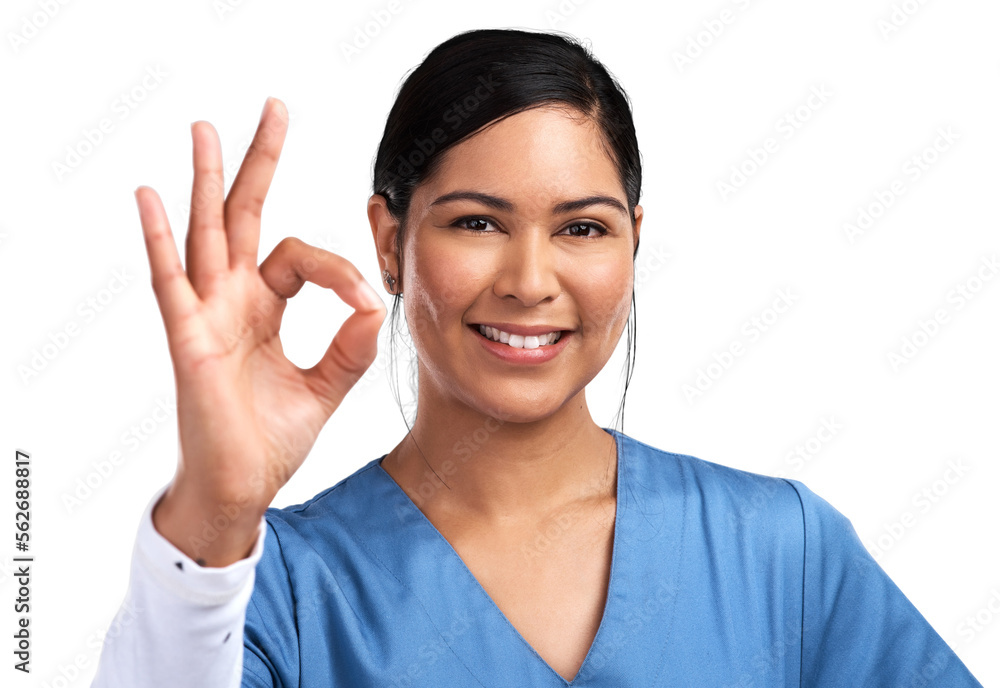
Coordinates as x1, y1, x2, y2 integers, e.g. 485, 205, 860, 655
152, 479, 268, 567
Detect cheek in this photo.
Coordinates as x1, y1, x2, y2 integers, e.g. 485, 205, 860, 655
405, 240, 486, 333
570, 256, 634, 338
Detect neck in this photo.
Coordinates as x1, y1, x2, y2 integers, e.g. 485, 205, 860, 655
380, 384, 618, 526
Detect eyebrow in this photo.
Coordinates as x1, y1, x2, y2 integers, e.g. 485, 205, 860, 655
429, 190, 629, 217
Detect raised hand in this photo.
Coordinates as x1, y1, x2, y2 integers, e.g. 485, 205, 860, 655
134, 97, 386, 566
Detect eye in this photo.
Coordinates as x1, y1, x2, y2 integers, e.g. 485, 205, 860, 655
560, 223, 609, 238
451, 216, 496, 233
449, 216, 609, 238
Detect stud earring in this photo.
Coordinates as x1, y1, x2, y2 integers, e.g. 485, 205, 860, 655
382, 269, 397, 293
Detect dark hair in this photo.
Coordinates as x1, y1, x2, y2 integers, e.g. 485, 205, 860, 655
371, 28, 641, 474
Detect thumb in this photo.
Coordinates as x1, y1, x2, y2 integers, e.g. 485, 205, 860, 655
303, 301, 386, 413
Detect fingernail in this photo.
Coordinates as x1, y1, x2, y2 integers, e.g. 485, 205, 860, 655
260, 97, 272, 123
356, 280, 384, 309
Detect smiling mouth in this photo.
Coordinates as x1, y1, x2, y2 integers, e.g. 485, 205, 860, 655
470, 324, 565, 349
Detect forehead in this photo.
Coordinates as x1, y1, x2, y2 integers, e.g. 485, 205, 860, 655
416, 105, 624, 209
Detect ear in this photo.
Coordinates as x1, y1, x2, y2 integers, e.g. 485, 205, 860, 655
368, 194, 401, 294
632, 204, 643, 258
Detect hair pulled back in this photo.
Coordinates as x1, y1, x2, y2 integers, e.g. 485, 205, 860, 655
371, 27, 641, 437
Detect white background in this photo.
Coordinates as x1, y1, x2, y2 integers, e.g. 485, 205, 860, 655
1, 0, 998, 685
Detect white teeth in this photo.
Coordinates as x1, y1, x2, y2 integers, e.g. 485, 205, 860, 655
477, 325, 562, 348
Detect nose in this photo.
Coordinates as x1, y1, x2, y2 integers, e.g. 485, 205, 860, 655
492, 230, 561, 307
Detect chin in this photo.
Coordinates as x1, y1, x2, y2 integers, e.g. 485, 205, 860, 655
461, 382, 574, 425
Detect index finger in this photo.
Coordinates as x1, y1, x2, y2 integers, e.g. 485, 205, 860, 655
258, 237, 385, 312
134, 186, 201, 336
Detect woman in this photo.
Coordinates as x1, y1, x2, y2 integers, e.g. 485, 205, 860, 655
92, 29, 982, 686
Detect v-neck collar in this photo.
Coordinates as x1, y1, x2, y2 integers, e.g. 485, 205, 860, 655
342, 426, 682, 686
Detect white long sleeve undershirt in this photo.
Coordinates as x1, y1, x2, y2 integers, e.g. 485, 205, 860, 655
90, 484, 268, 688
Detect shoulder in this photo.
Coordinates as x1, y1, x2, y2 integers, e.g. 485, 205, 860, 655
616, 430, 869, 568
266, 456, 384, 518
618, 430, 809, 533
247, 456, 387, 619
619, 429, 898, 578
255, 456, 386, 556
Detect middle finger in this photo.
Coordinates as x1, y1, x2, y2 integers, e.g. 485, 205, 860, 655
186, 121, 229, 298
224, 97, 289, 271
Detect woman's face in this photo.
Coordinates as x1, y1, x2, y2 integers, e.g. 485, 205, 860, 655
375, 105, 642, 424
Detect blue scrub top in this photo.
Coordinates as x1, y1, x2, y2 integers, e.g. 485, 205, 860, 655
242, 428, 983, 687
